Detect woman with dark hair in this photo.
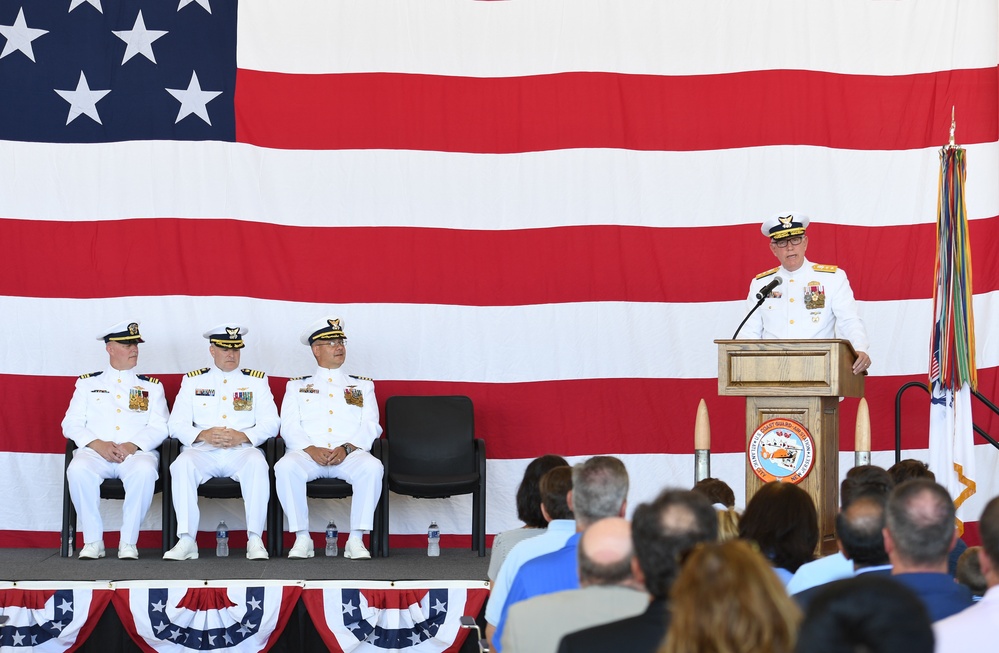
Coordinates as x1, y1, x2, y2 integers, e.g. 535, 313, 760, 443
739, 481, 818, 585
487, 453, 568, 581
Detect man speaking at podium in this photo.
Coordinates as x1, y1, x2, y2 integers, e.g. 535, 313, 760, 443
741, 212, 871, 375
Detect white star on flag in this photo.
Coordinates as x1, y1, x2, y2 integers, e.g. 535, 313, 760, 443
113, 11, 167, 64
247, 596, 262, 611
0, 7, 49, 62
165, 71, 222, 125
153, 621, 168, 634
68, 0, 103, 13
409, 632, 423, 646
151, 600, 166, 612
178, 0, 212, 14
55, 71, 110, 125
50, 620, 66, 633
11, 633, 24, 646
431, 598, 447, 614
341, 600, 357, 616
57, 598, 73, 614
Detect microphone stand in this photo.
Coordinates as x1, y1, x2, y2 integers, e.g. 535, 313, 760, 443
732, 293, 768, 339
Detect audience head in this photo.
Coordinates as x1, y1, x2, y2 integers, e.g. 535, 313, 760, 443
887, 459, 934, 485
835, 493, 888, 567
795, 574, 933, 653
840, 464, 893, 508
631, 489, 718, 599
661, 539, 800, 653
955, 546, 986, 597
981, 495, 999, 578
884, 479, 956, 570
691, 477, 736, 508
739, 481, 818, 573
576, 517, 636, 588
716, 507, 741, 542
516, 454, 569, 527
539, 466, 574, 521
570, 456, 629, 527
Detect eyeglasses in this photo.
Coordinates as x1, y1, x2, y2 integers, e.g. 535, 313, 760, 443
773, 236, 804, 248
315, 338, 346, 347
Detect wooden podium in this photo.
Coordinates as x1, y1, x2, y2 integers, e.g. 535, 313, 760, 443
715, 339, 864, 549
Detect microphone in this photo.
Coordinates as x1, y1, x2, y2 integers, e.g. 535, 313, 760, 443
755, 276, 783, 301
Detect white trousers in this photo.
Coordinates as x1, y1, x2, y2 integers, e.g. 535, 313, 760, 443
274, 449, 383, 532
66, 447, 159, 545
169, 445, 270, 537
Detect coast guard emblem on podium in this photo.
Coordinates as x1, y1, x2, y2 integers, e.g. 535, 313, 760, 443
748, 418, 815, 484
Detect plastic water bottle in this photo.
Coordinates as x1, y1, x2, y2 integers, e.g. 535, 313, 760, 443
428, 521, 440, 557
216, 520, 229, 557
325, 520, 339, 557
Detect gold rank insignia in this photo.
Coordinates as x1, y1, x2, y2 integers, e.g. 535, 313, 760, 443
233, 389, 254, 411
129, 387, 149, 412
187, 367, 210, 377
349, 374, 374, 382
241, 368, 265, 378
79, 371, 103, 379
344, 386, 364, 407
755, 267, 780, 280
137, 374, 160, 384
812, 264, 838, 273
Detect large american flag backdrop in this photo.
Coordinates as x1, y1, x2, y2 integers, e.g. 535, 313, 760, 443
1, 1, 998, 547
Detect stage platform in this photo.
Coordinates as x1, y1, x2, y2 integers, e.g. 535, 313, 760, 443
0, 546, 490, 583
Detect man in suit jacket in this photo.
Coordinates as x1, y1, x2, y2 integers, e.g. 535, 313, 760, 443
555, 489, 719, 653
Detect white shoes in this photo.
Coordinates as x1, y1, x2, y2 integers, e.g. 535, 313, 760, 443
344, 537, 371, 560
117, 543, 139, 560
288, 535, 314, 559
163, 537, 199, 561
246, 535, 269, 560
78, 541, 105, 560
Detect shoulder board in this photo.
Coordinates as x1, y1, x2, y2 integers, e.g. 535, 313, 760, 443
812, 264, 838, 273
136, 374, 161, 384
755, 267, 780, 280
349, 374, 373, 382
241, 368, 265, 378
290, 375, 312, 381
186, 367, 211, 377
78, 371, 103, 379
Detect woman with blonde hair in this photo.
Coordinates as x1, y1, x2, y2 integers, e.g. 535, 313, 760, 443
660, 539, 801, 653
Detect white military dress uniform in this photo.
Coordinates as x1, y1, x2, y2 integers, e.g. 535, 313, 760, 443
741, 258, 870, 353
276, 366, 384, 534
62, 366, 168, 548
168, 365, 279, 539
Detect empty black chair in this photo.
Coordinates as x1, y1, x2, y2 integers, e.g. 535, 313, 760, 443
270, 437, 387, 557
60, 438, 173, 557
384, 395, 486, 556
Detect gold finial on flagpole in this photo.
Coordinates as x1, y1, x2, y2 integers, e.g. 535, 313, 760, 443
948, 106, 956, 148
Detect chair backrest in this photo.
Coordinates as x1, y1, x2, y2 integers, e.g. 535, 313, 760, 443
386, 396, 475, 476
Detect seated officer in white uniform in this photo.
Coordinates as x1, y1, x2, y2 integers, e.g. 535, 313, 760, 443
61, 320, 168, 560
163, 324, 279, 561
741, 212, 872, 375
276, 317, 384, 560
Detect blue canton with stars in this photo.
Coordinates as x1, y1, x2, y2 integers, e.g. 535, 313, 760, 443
0, 588, 76, 647
146, 587, 265, 649
340, 588, 451, 649
0, 0, 236, 143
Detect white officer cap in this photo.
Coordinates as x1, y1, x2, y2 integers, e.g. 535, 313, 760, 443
301, 317, 346, 345
762, 212, 810, 239
98, 320, 144, 344
203, 324, 248, 349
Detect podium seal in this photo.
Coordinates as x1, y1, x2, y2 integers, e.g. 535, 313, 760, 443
748, 418, 815, 484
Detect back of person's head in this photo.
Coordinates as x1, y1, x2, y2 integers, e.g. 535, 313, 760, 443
662, 539, 800, 653
571, 456, 629, 526
840, 464, 893, 508
739, 481, 818, 573
539, 466, 574, 521
517, 454, 569, 527
576, 516, 634, 588
835, 493, 888, 567
980, 495, 999, 568
716, 507, 741, 542
887, 459, 934, 485
955, 546, 987, 597
631, 489, 718, 599
795, 575, 933, 653
691, 477, 736, 508
885, 478, 955, 567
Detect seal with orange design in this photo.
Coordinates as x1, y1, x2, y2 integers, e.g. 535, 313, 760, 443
748, 418, 815, 484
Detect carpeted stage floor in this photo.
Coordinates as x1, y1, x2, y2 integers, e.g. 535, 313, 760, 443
0, 546, 491, 583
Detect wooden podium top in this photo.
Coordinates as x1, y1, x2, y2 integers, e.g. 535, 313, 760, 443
715, 339, 865, 398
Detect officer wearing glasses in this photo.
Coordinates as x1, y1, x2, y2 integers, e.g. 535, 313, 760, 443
741, 213, 871, 375
275, 317, 384, 560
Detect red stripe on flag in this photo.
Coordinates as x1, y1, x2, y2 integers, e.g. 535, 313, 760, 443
235, 67, 999, 153
3, 218, 999, 303
8, 369, 999, 457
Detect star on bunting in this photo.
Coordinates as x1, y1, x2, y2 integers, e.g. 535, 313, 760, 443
165, 71, 222, 125
54, 71, 111, 124
113, 11, 167, 64
0, 7, 48, 62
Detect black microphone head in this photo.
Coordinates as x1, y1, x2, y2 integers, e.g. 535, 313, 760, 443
773, 275, 783, 286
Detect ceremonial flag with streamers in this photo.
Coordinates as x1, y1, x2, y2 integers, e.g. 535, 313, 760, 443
0, 583, 112, 652
1, 1, 999, 545
929, 142, 978, 530
302, 581, 489, 653
112, 581, 301, 653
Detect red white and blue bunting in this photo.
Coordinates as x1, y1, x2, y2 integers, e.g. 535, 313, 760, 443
0, 582, 113, 652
